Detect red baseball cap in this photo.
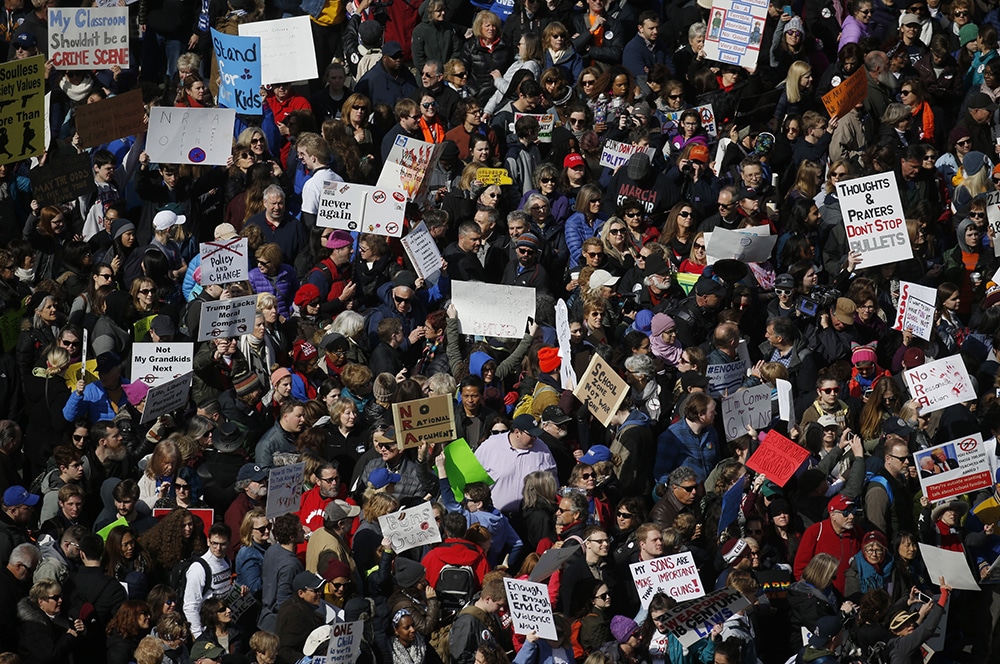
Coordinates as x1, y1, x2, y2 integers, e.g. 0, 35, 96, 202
564, 153, 585, 169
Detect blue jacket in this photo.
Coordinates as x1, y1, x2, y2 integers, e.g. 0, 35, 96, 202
255, 422, 298, 467
247, 264, 300, 319
355, 61, 419, 108
653, 418, 720, 483
622, 33, 675, 81
565, 212, 606, 269
439, 476, 523, 566
63, 381, 130, 423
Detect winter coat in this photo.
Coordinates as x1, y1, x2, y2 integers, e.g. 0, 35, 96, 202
412, 12, 461, 71
461, 37, 515, 105
16, 597, 77, 664
247, 264, 299, 319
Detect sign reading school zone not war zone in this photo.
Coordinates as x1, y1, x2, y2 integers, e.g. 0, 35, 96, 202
392, 394, 457, 449
0, 56, 45, 167
131, 342, 193, 387
200, 238, 249, 285
266, 461, 304, 518
657, 588, 751, 649
630, 551, 705, 609
821, 67, 868, 119
574, 354, 629, 427
74, 89, 146, 149
378, 501, 441, 553
836, 172, 913, 269
146, 107, 237, 167
452, 280, 534, 339
317, 182, 406, 237
903, 354, 977, 414
197, 295, 257, 341
48, 7, 129, 69
745, 429, 810, 487
504, 578, 557, 640
916, 433, 993, 502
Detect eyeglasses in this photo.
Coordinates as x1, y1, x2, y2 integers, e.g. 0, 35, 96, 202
466, 108, 482, 115
888, 453, 911, 464
551, 34, 567, 40
694, 243, 705, 250
675, 484, 698, 493
421, 71, 437, 78
719, 202, 736, 209
394, 295, 412, 304
970, 212, 987, 218
318, 476, 339, 484
330, 582, 348, 589
569, 118, 587, 126
775, 288, 791, 295
585, 251, 603, 258
257, 260, 270, 267
97, 273, 113, 279
250, 137, 264, 144
923, 155, 936, 161
668, 93, 684, 100
609, 228, 626, 235
581, 79, 596, 86
138, 288, 155, 295
900, 89, 913, 95
421, 101, 437, 109
819, 387, 839, 394
516, 247, 535, 255
376, 443, 397, 451
624, 210, 642, 217
595, 592, 610, 600
72, 434, 87, 442
539, 178, 555, 185
352, 104, 367, 111
174, 482, 190, 491
587, 537, 609, 544
954, 10, 969, 17
529, 205, 548, 211
580, 472, 594, 479
453, 71, 468, 78
956, 138, 972, 146
253, 525, 272, 533
407, 114, 421, 120
832, 508, 856, 517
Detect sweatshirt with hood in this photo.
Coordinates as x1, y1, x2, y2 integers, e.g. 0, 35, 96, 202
438, 476, 523, 566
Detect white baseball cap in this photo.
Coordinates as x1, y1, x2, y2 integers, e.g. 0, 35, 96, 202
153, 210, 186, 231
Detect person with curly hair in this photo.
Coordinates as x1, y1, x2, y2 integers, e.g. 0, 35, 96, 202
139, 508, 206, 581
106, 600, 152, 664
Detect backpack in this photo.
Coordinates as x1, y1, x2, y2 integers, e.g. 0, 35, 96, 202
864, 473, 894, 506
512, 382, 557, 418
168, 555, 211, 605
437, 563, 476, 615
866, 640, 894, 664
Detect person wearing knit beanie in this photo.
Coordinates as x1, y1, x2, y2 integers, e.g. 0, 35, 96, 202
851, 343, 877, 366
372, 373, 396, 403
610, 615, 640, 644
538, 347, 561, 374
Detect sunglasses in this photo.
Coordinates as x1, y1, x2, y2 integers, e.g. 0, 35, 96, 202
819, 387, 839, 394
675, 484, 698, 493
585, 251, 603, 258
580, 472, 594, 479
582, 79, 596, 86
539, 177, 555, 184
453, 71, 468, 78
617, 512, 633, 519
253, 525, 272, 533
394, 295, 412, 304
625, 210, 642, 217
97, 273, 114, 279
677, 210, 692, 218
421, 101, 437, 109
174, 483, 190, 490
376, 443, 397, 451
330, 582, 348, 589
517, 247, 535, 254
138, 288, 155, 295
569, 118, 587, 125
609, 228, 625, 235
595, 592, 610, 600
694, 243, 705, 249
352, 105, 368, 111
72, 434, 87, 442
775, 288, 791, 295
491, 428, 509, 434
970, 212, 987, 218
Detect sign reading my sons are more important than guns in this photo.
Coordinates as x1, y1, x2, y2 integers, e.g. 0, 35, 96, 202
211, 29, 261, 115
503, 578, 557, 640
573, 353, 629, 428
0, 56, 45, 168
378, 502, 442, 553
196, 295, 257, 341
317, 181, 406, 237
745, 429, 810, 487
200, 238, 249, 285
893, 281, 937, 341
915, 433, 993, 503
903, 354, 977, 415
48, 7, 129, 70
131, 342, 193, 387
630, 551, 705, 609
392, 394, 457, 449
452, 280, 535, 339
836, 172, 913, 268
146, 106, 237, 167
722, 384, 773, 442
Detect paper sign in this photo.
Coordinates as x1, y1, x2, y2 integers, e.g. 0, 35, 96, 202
266, 462, 305, 518
211, 29, 262, 114
573, 354, 629, 427
377, 501, 442, 553
704, 0, 767, 71
894, 281, 937, 341
131, 342, 193, 387
97, 515, 129, 541
836, 172, 913, 268
140, 372, 192, 424
400, 221, 442, 284
662, 103, 718, 138
919, 543, 981, 591
196, 294, 257, 341
133, 314, 155, 342
146, 106, 237, 167
64, 359, 98, 390
821, 67, 868, 119
555, 299, 577, 391
776, 378, 793, 423
376, 135, 445, 202
476, 168, 513, 185
718, 475, 746, 535
0, 56, 45, 166
722, 384, 772, 441
904, 354, 976, 415
656, 588, 752, 649
441, 438, 494, 502
453, 280, 534, 339
630, 551, 706, 609
48, 7, 129, 70
317, 181, 406, 237
153, 508, 213, 537
745, 430, 809, 487
706, 227, 777, 263
326, 620, 363, 664
29, 152, 95, 208
975, 494, 1000, 528
74, 89, 145, 148
598, 139, 658, 170
392, 394, 456, 449
503, 578, 557, 640
916, 433, 992, 502
706, 340, 750, 397
200, 238, 249, 285
238, 16, 317, 85
985, 191, 1000, 257
514, 112, 554, 142
529, 545, 578, 582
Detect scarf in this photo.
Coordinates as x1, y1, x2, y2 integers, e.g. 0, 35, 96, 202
479, 37, 499, 52
391, 634, 427, 664
415, 339, 439, 375
911, 100, 934, 142
649, 315, 683, 367
419, 116, 445, 143
15, 266, 34, 284
853, 550, 894, 593
548, 48, 566, 62
61, 75, 94, 102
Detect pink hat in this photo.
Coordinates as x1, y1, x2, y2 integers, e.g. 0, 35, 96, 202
851, 343, 877, 365
122, 381, 149, 405
325, 230, 353, 249
270, 367, 291, 386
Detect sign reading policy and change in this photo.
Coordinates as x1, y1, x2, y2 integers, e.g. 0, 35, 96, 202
836, 172, 913, 268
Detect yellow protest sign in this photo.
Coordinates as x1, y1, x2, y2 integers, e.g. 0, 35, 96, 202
0, 56, 45, 166
64, 359, 99, 390
476, 168, 514, 186
821, 67, 868, 119
134, 314, 155, 341
392, 394, 457, 449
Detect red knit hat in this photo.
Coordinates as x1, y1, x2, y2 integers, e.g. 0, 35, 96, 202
294, 283, 321, 307
538, 347, 561, 373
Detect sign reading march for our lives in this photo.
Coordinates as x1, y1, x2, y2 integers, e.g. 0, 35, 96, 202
211, 29, 261, 115
573, 354, 630, 428
317, 182, 406, 237
704, 0, 768, 71
0, 56, 45, 167
400, 221, 442, 284
48, 7, 129, 69
131, 342, 193, 387
140, 372, 192, 424
722, 384, 772, 441
630, 551, 705, 609
452, 280, 534, 339
238, 16, 317, 85
326, 620, 363, 664
893, 281, 936, 341
200, 238, 249, 285
378, 502, 441, 553
503, 578, 557, 640
836, 172, 913, 268
265, 462, 305, 518
197, 295, 257, 341
655, 588, 751, 649
915, 433, 993, 502
377, 135, 445, 202
599, 139, 657, 170
745, 430, 810, 487
903, 354, 976, 415
146, 107, 237, 167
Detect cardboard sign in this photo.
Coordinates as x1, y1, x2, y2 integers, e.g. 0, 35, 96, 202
376, 135, 445, 202
196, 295, 257, 341
903, 354, 976, 414
452, 280, 534, 339
703, 0, 767, 71
238, 16, 317, 85
377, 501, 441, 552
200, 238, 249, 285
598, 139, 658, 170
916, 433, 992, 502
745, 430, 809, 487
131, 342, 194, 387
317, 181, 406, 237
706, 340, 750, 397
555, 299, 577, 391
211, 29, 262, 115
326, 620, 363, 664
821, 67, 868, 119
706, 227, 777, 263
28, 152, 95, 208
152, 508, 213, 537
630, 551, 706, 608
392, 394, 456, 449
140, 372, 192, 424
503, 578, 557, 640
220, 584, 258, 621
400, 221, 442, 284
919, 543, 981, 591
655, 588, 752, 649
476, 167, 513, 185
662, 103, 718, 138
146, 106, 237, 167
722, 384, 772, 441
48, 7, 129, 69
893, 281, 936, 341
74, 89, 146, 148
265, 462, 305, 518
573, 354, 629, 427
836, 172, 913, 268
513, 112, 554, 142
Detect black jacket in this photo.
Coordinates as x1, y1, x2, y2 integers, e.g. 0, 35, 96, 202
16, 597, 77, 664
275, 595, 325, 664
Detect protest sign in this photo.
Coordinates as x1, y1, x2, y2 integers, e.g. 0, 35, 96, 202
915, 433, 992, 502
745, 430, 809, 487
317, 182, 406, 237
63, 360, 97, 390
776, 378, 794, 424
211, 29, 261, 114
821, 67, 868, 119
326, 620, 363, 664
919, 543, 981, 591
377, 135, 445, 202
718, 476, 746, 536
28, 152, 94, 208
392, 394, 457, 449
48, 7, 129, 69
140, 372, 192, 424
836, 172, 913, 268
97, 516, 128, 540
703, 0, 768, 71
133, 315, 155, 342
706, 340, 750, 397
0, 55, 47, 164
555, 299, 577, 391
630, 551, 706, 608
453, 280, 534, 339
442, 438, 494, 502
903, 354, 976, 414
504, 578, 557, 640
573, 354, 629, 427
514, 112, 554, 142
378, 502, 441, 553
654, 588, 751, 649
400, 221, 442, 284
722, 384, 772, 441
662, 104, 717, 138
893, 281, 937, 341
220, 585, 258, 621
200, 238, 249, 285
0, 306, 24, 352
74, 89, 145, 148
986, 191, 1000, 257
238, 16, 317, 84
599, 139, 658, 170
146, 106, 237, 167
131, 342, 194, 387
706, 228, 777, 263
476, 168, 513, 185
153, 508, 213, 537
265, 462, 305, 518
197, 295, 257, 341
530, 545, 578, 582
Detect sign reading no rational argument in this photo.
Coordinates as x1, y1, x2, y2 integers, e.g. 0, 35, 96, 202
392, 394, 456, 449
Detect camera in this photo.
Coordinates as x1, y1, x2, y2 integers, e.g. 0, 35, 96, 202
797, 286, 840, 317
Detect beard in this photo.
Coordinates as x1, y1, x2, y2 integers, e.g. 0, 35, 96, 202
103, 445, 128, 462
254, 485, 268, 499
877, 69, 898, 91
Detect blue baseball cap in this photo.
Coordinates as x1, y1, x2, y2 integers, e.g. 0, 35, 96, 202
3, 486, 39, 507
369, 467, 401, 489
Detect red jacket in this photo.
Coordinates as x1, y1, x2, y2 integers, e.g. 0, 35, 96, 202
793, 518, 863, 595
421, 538, 490, 589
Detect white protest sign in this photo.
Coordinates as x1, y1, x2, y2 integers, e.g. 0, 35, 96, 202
238, 16, 318, 85
200, 238, 249, 285
904, 354, 976, 415
836, 172, 913, 268
706, 227, 777, 263
919, 543, 981, 591
514, 112, 554, 142
326, 620, 363, 664
503, 578, 557, 640
656, 588, 751, 649
377, 135, 445, 202
317, 182, 406, 237
400, 221, 442, 284
893, 281, 936, 341
704, 0, 767, 70
662, 104, 717, 138
776, 378, 793, 424
630, 551, 706, 609
453, 281, 534, 339
555, 299, 577, 390
131, 342, 193, 387
378, 502, 441, 552
598, 139, 658, 170
48, 7, 129, 70
706, 340, 750, 397
140, 372, 192, 424
197, 295, 257, 341
986, 190, 1000, 257
265, 462, 305, 518
146, 107, 237, 167
916, 433, 993, 502
722, 384, 772, 441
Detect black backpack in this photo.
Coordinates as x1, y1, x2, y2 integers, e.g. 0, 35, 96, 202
437, 563, 476, 615
168, 555, 211, 605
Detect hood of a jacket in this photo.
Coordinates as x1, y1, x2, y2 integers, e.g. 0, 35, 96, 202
469, 351, 494, 379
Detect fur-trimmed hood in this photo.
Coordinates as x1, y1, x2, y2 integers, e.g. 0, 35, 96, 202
17, 596, 56, 625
